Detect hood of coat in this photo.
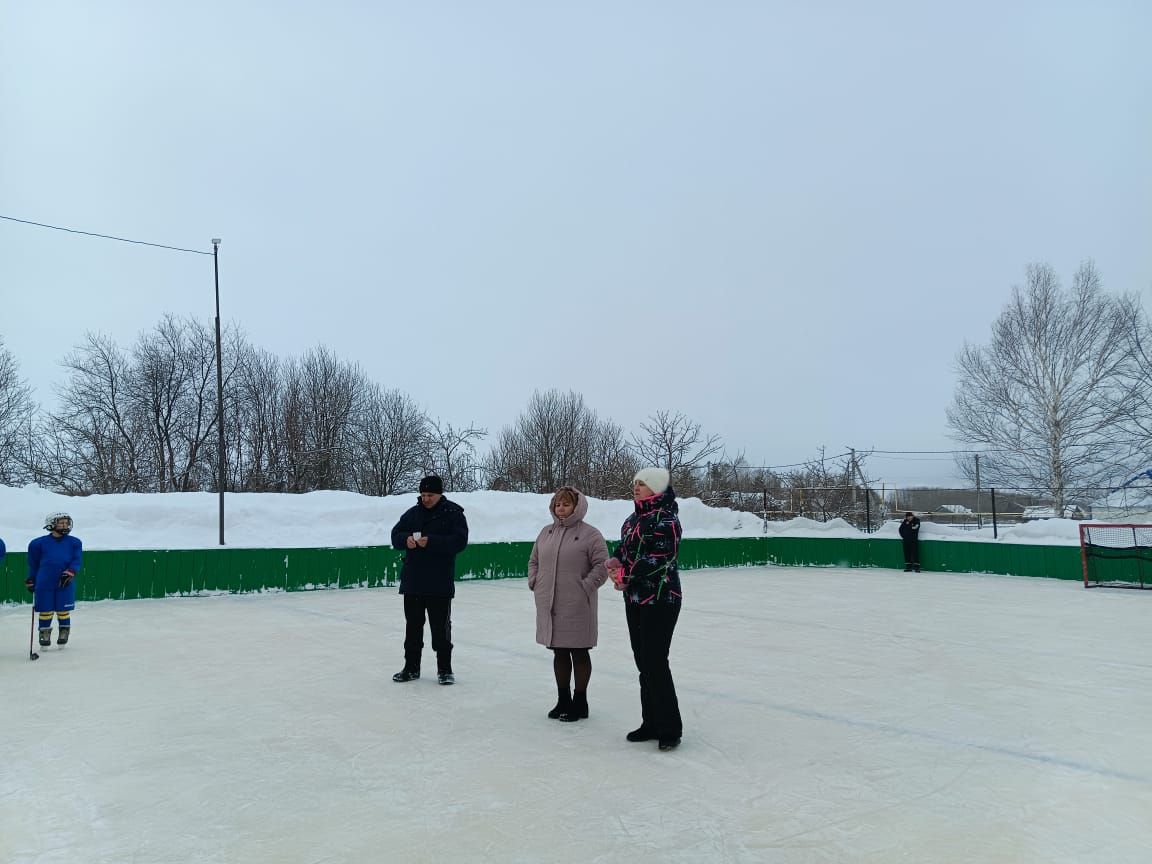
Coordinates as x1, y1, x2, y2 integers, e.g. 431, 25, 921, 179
550, 488, 589, 527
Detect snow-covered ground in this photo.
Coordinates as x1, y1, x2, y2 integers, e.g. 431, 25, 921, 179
3, 565, 1150, 864
0, 485, 1087, 552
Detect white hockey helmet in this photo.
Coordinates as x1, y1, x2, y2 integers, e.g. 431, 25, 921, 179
44, 511, 73, 534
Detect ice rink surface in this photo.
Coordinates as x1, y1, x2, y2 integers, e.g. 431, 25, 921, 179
3, 566, 1151, 864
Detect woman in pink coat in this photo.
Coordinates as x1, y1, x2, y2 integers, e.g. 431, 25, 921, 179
528, 486, 610, 722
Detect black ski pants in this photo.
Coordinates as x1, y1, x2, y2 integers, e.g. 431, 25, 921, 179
625, 601, 682, 740
902, 538, 920, 568
403, 594, 453, 673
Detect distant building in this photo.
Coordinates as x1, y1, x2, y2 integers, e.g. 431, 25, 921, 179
1022, 505, 1086, 520
1089, 470, 1152, 522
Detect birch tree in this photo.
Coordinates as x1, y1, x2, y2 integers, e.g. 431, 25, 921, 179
947, 261, 1137, 509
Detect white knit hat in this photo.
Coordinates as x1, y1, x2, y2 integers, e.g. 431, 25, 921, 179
632, 467, 670, 495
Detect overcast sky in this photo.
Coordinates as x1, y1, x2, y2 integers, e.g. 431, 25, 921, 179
2, 1, 1149, 487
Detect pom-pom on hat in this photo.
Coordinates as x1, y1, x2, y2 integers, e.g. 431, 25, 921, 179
632, 467, 670, 495
419, 475, 444, 494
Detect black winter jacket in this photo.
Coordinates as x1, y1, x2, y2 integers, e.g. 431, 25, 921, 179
391, 497, 469, 597
898, 516, 921, 541
613, 487, 683, 607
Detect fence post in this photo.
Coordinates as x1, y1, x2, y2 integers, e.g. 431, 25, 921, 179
991, 487, 998, 539
975, 454, 982, 529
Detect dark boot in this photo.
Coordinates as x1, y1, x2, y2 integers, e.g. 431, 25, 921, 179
547, 687, 572, 720
436, 653, 454, 685
39, 629, 51, 648
433, 654, 451, 686
437, 651, 452, 674
626, 726, 657, 742
393, 647, 421, 682
57, 627, 70, 646
558, 691, 588, 722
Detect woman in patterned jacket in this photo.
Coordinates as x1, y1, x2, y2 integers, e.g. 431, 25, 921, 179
606, 467, 683, 751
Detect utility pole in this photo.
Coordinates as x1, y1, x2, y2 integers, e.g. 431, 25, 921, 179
213, 238, 225, 545
974, 453, 982, 530
849, 447, 857, 507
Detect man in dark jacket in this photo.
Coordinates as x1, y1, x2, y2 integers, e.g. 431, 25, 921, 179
390, 476, 469, 685
899, 512, 921, 572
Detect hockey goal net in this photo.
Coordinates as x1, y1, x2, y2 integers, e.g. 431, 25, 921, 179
1079, 524, 1152, 589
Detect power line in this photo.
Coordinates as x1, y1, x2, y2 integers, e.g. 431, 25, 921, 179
707, 452, 854, 472
0, 214, 211, 256
711, 441, 1149, 475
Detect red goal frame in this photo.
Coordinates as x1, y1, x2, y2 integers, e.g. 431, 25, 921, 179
1079, 523, 1152, 589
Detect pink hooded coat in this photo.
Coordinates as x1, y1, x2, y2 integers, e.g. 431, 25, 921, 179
528, 490, 610, 648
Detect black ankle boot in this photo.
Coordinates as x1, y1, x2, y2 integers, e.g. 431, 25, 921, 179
626, 726, 656, 742
547, 688, 572, 720
558, 691, 588, 722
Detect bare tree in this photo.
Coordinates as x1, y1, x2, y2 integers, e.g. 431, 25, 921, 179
697, 454, 782, 511
631, 410, 722, 489
46, 333, 148, 493
583, 418, 638, 498
486, 389, 625, 494
947, 261, 1138, 510
350, 386, 429, 496
783, 447, 878, 525
424, 418, 486, 492
1119, 296, 1152, 465
228, 343, 287, 491
279, 347, 366, 492
0, 336, 37, 485
129, 315, 220, 492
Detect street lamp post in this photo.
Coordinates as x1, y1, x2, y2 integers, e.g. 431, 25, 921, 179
213, 238, 225, 545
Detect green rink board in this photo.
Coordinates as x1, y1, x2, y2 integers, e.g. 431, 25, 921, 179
1083, 546, 1152, 586
0, 537, 1088, 604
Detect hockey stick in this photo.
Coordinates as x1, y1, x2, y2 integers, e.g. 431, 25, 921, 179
29, 605, 39, 661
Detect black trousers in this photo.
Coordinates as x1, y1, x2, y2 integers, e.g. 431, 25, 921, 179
625, 602, 682, 739
403, 594, 453, 672
902, 538, 920, 567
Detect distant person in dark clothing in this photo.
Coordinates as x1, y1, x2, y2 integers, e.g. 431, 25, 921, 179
390, 476, 469, 685
899, 512, 921, 572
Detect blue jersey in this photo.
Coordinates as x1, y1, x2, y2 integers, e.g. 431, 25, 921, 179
27, 534, 83, 589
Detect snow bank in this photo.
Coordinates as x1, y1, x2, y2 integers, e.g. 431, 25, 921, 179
0, 485, 1092, 551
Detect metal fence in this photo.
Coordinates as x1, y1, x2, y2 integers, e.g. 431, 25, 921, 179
695, 485, 1152, 535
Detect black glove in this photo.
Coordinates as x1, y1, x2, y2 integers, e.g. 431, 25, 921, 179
25, 578, 34, 594
60, 570, 75, 587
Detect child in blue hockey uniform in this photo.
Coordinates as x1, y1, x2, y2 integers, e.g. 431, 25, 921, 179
26, 512, 82, 647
